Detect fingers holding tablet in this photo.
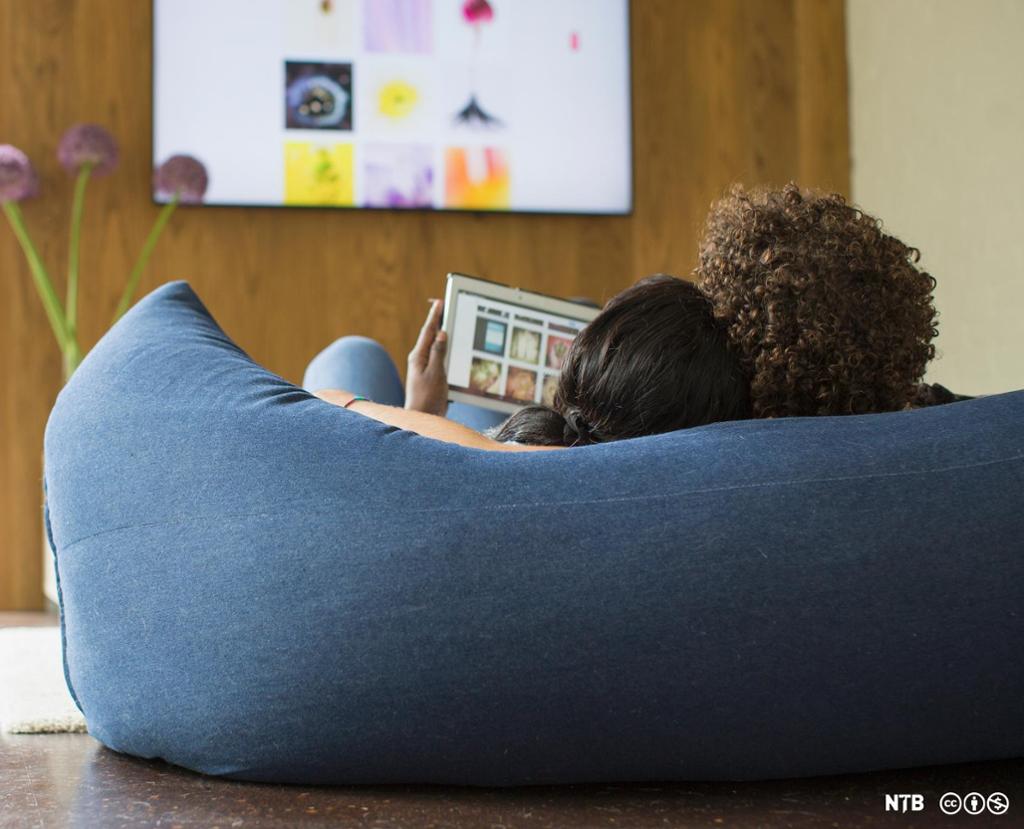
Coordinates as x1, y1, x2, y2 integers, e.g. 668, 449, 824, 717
405, 298, 450, 416
409, 299, 443, 370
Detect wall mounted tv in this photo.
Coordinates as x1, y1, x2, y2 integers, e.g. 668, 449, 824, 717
153, 0, 633, 215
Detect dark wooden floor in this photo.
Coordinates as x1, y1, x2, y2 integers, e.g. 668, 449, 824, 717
2, 614, 1021, 828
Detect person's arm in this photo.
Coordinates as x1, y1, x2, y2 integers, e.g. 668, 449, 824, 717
317, 299, 559, 451
315, 389, 557, 452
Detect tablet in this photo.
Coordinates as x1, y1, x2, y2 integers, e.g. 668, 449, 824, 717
441, 273, 602, 415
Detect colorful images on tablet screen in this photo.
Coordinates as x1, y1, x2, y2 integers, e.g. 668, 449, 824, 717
546, 334, 574, 370
473, 317, 507, 355
506, 366, 537, 402
509, 328, 541, 364
469, 357, 501, 394
541, 373, 559, 407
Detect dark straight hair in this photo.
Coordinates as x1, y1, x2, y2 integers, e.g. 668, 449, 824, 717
493, 275, 752, 447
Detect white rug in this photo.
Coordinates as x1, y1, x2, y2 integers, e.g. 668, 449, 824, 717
0, 627, 87, 733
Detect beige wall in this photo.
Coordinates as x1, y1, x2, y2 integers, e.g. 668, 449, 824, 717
847, 0, 1024, 395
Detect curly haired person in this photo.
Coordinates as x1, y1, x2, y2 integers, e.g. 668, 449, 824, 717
307, 184, 968, 450
695, 183, 968, 418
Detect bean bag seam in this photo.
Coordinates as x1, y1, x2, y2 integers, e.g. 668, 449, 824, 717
54, 450, 1023, 553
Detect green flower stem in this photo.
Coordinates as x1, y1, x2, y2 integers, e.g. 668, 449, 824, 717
113, 197, 178, 324
62, 340, 83, 383
66, 163, 94, 339
2, 201, 72, 351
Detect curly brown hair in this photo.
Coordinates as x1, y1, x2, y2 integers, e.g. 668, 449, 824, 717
695, 183, 938, 418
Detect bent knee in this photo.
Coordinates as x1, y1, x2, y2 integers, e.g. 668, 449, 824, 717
303, 336, 396, 394
309, 336, 388, 369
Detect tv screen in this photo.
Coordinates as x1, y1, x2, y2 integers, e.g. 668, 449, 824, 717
153, 0, 633, 214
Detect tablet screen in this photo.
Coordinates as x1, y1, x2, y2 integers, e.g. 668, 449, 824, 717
447, 290, 591, 407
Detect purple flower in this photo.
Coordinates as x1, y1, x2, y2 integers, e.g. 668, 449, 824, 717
153, 155, 209, 204
0, 145, 38, 203
57, 123, 119, 175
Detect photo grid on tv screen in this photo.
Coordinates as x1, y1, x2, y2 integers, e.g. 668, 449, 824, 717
154, 0, 632, 214
448, 291, 587, 405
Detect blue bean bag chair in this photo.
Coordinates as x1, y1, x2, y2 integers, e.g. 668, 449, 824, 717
44, 281, 1024, 786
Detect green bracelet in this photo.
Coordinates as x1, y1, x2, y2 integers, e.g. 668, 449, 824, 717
343, 395, 369, 409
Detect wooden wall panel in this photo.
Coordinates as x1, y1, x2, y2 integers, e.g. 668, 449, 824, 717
0, 0, 849, 608
795, 0, 852, 194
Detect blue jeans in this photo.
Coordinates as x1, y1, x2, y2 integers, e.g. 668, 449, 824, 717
302, 336, 508, 433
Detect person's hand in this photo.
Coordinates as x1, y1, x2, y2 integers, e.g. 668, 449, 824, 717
405, 299, 449, 416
